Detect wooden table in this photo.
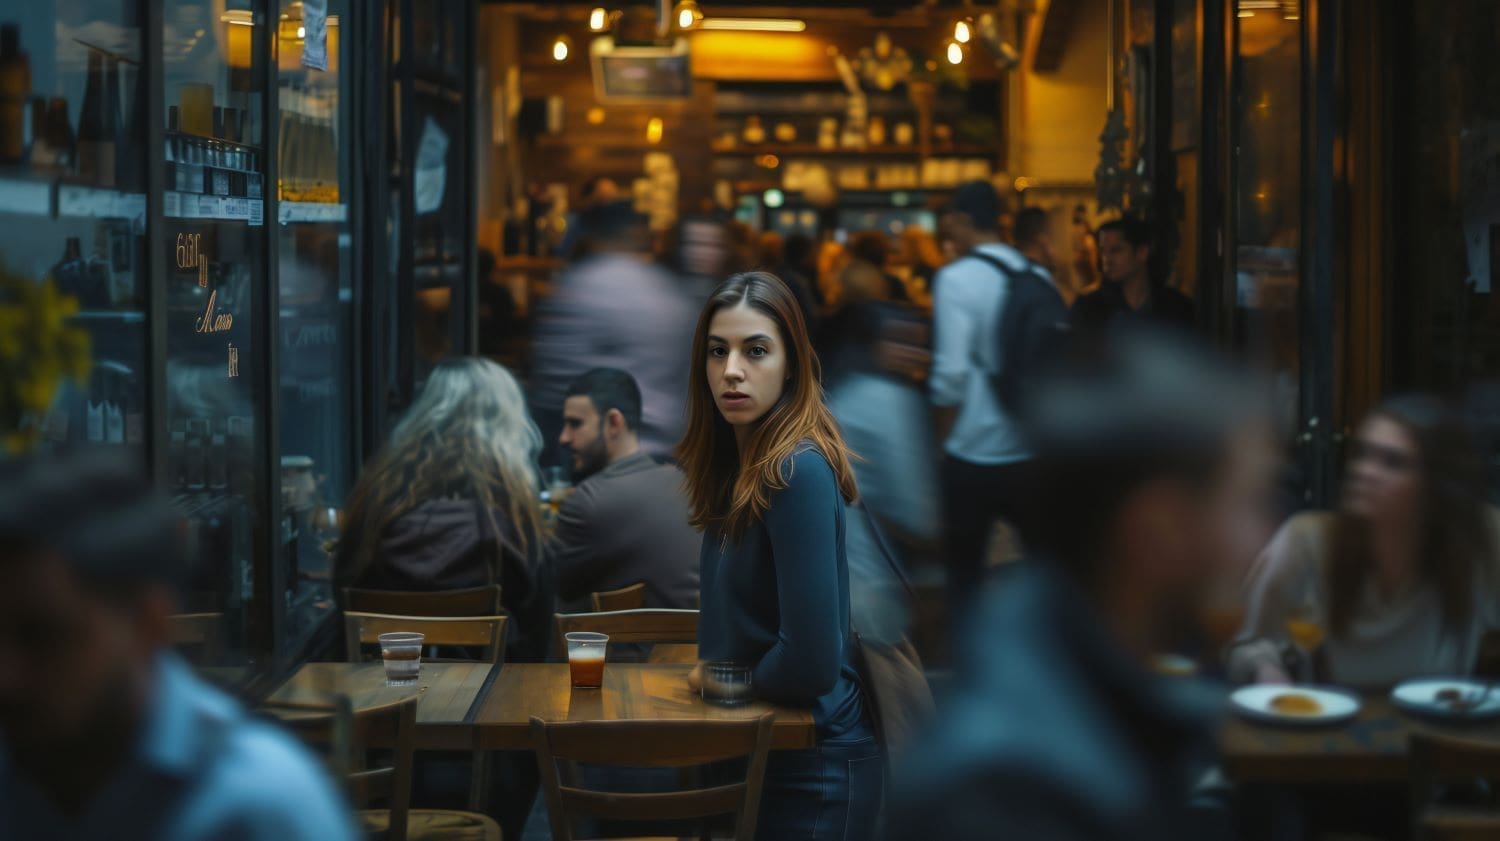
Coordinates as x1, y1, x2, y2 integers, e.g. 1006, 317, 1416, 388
469, 663, 817, 752
269, 661, 495, 750
1222, 696, 1500, 784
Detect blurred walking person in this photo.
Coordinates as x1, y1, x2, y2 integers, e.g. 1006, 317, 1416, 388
531, 202, 697, 462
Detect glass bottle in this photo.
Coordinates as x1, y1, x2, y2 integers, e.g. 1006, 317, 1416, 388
77, 50, 116, 186
0, 23, 30, 165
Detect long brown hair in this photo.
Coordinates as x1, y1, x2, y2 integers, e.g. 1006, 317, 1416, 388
676, 271, 858, 538
337, 357, 543, 588
1328, 395, 1492, 638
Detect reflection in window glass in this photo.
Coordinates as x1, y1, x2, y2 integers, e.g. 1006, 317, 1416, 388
277, 0, 348, 644
161, 0, 269, 670
0, 4, 147, 456
1233, 1, 1302, 432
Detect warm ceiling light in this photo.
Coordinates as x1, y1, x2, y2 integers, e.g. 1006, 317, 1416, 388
763, 188, 785, 208
674, 0, 703, 30
946, 41, 965, 65
646, 116, 664, 144
698, 18, 807, 32
954, 19, 972, 44
589, 7, 609, 32
552, 34, 572, 62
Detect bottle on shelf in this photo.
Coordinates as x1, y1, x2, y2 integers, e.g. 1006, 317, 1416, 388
77, 50, 117, 187
0, 23, 30, 165
31, 96, 74, 175
118, 59, 143, 190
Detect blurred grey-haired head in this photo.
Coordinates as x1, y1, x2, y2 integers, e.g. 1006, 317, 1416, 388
0, 449, 185, 597
1018, 327, 1269, 574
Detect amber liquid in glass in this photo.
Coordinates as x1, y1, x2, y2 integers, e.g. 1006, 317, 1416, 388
569, 651, 604, 688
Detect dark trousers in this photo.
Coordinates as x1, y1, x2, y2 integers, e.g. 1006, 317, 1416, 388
755, 730, 883, 841
941, 456, 1033, 625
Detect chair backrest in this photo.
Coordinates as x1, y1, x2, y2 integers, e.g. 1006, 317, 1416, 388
263, 694, 417, 841
1410, 731, 1500, 839
589, 582, 647, 612
552, 609, 698, 660
169, 612, 224, 662
343, 585, 503, 617
530, 715, 774, 841
344, 612, 508, 664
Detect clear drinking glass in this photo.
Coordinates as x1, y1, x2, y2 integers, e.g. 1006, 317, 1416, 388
379, 631, 424, 684
702, 661, 754, 706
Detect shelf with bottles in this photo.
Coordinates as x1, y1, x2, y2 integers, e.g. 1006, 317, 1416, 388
709, 142, 996, 158
167, 415, 257, 502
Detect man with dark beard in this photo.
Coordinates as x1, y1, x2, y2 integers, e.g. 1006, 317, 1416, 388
550, 368, 699, 610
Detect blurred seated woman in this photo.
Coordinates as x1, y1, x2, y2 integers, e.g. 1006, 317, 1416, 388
335, 356, 553, 661
1229, 395, 1500, 689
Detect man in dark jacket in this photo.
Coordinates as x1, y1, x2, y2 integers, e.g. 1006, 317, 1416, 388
1072, 215, 1195, 337
550, 368, 699, 610
890, 330, 1276, 841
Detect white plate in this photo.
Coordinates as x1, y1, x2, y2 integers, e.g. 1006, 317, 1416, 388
1391, 678, 1500, 720
1230, 685, 1362, 726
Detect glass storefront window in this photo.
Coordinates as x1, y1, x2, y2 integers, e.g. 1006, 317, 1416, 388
161, 0, 269, 667
277, 0, 349, 644
1232, 0, 1303, 435
1, 3, 148, 456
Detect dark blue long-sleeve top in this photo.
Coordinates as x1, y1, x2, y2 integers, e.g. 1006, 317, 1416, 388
698, 445, 866, 740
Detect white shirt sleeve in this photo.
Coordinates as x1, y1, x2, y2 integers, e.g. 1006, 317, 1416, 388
929, 264, 975, 408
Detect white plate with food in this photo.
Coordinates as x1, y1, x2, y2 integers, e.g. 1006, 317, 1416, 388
1391, 678, 1500, 720
1230, 685, 1362, 726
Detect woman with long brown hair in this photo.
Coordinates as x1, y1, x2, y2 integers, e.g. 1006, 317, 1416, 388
1230, 395, 1500, 689
677, 272, 881, 839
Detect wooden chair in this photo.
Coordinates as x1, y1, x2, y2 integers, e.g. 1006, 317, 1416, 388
264, 694, 500, 841
343, 585, 503, 618
589, 582, 647, 613
529, 715, 774, 841
344, 612, 507, 813
169, 612, 224, 663
344, 612, 508, 664
552, 609, 698, 661
1410, 731, 1500, 840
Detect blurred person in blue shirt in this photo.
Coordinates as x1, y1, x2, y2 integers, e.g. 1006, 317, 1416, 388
0, 451, 358, 841
890, 330, 1278, 841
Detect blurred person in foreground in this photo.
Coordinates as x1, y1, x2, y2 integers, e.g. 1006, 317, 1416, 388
531, 201, 697, 461
336, 357, 553, 661
678, 272, 880, 839
549, 368, 699, 611
0, 452, 358, 841
1230, 395, 1500, 690
1072, 215, 1194, 338
929, 180, 1039, 621
891, 329, 1277, 841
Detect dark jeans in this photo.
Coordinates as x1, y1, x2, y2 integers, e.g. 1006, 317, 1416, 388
754, 729, 883, 841
941, 456, 1033, 624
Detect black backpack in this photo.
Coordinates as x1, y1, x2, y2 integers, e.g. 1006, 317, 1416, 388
965, 250, 1072, 414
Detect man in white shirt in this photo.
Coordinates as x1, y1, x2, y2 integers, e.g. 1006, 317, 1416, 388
929, 181, 1045, 621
